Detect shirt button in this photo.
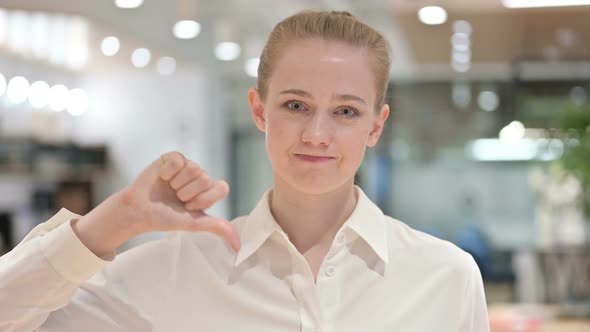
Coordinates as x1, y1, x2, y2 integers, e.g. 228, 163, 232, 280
336, 233, 345, 244
326, 265, 336, 277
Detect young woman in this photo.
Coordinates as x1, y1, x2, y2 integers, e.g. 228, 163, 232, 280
0, 10, 490, 332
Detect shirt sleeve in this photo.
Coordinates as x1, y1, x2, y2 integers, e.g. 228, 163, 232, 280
459, 255, 491, 332
0, 208, 112, 331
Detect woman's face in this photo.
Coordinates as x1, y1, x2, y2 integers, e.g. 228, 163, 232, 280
249, 38, 389, 195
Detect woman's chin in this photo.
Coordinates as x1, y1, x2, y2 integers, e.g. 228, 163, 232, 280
281, 175, 352, 195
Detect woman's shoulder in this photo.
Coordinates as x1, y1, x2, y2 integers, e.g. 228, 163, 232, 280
383, 215, 476, 271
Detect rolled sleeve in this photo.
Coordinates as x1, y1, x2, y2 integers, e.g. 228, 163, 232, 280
40, 218, 112, 284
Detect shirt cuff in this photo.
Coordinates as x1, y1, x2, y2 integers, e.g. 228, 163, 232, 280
40, 218, 112, 283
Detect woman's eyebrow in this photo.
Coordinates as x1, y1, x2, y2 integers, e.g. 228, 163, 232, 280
334, 93, 367, 105
279, 89, 367, 105
279, 89, 311, 98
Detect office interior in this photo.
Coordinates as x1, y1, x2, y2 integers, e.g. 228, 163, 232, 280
0, 1, 589, 331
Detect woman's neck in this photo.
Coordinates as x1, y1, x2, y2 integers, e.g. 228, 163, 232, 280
269, 178, 358, 254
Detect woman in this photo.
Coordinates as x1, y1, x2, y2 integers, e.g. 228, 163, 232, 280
0, 10, 489, 332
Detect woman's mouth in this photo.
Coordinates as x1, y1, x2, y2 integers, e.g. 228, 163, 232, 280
295, 154, 335, 163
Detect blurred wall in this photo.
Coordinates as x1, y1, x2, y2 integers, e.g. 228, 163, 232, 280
1, 65, 231, 246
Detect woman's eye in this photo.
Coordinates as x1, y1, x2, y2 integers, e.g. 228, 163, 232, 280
286, 101, 305, 111
337, 107, 358, 117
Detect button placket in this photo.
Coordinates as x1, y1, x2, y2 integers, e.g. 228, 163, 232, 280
325, 265, 336, 277
325, 232, 346, 261
316, 243, 341, 331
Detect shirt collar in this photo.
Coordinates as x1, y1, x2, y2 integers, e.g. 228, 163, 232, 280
234, 185, 388, 267
344, 186, 389, 264
234, 189, 284, 267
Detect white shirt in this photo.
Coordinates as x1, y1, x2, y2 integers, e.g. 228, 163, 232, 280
0, 186, 490, 332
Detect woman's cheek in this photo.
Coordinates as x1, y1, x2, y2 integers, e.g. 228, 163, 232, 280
346, 132, 370, 161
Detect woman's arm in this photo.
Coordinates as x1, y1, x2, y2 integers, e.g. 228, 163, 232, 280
0, 151, 239, 331
0, 209, 112, 331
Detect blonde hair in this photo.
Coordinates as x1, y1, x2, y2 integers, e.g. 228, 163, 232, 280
257, 10, 391, 109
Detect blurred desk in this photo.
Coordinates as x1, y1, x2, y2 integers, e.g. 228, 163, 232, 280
489, 304, 590, 332
512, 246, 590, 304
536, 246, 590, 303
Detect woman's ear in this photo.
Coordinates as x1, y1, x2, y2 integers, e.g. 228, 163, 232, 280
367, 104, 390, 147
248, 88, 266, 133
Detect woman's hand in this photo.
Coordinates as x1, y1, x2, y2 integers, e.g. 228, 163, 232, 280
72, 151, 240, 257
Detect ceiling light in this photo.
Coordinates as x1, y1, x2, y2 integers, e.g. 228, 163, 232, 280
7, 76, 29, 104
66, 88, 89, 116
452, 62, 471, 73
502, 0, 590, 8
451, 33, 470, 51
418, 6, 448, 25
452, 50, 471, 64
499, 121, 526, 142
466, 138, 549, 161
115, 0, 144, 9
453, 20, 472, 35
131, 48, 151, 68
557, 28, 576, 47
49, 84, 69, 112
173, 20, 201, 39
101, 36, 120, 56
215, 42, 241, 61
28, 80, 50, 109
478, 91, 499, 112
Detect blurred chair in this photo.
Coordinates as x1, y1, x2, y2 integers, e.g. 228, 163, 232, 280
455, 224, 493, 278
455, 224, 515, 284
415, 225, 446, 240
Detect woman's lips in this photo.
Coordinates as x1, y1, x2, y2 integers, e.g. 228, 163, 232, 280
295, 154, 335, 162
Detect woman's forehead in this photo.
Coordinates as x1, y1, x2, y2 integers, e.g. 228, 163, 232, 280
273, 39, 372, 73
266, 39, 376, 103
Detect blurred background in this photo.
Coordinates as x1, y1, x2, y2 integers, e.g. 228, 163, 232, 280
0, 0, 589, 330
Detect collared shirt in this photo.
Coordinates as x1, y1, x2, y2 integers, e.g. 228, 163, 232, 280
0, 186, 490, 332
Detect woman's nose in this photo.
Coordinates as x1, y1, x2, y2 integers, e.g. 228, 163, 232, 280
301, 111, 332, 146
